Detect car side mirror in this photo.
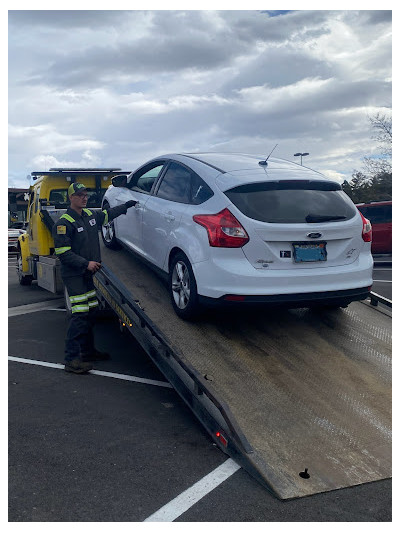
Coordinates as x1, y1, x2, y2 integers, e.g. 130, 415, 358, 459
112, 174, 128, 187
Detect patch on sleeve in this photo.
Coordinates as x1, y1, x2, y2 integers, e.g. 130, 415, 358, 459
57, 225, 67, 235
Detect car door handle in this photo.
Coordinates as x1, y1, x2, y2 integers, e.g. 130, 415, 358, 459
135, 202, 143, 209
164, 213, 175, 222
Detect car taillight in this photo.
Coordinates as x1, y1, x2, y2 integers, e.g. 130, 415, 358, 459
193, 208, 249, 248
359, 211, 372, 242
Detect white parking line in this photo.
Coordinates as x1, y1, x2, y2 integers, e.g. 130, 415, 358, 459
8, 356, 172, 388
373, 280, 392, 283
143, 458, 241, 522
8, 299, 65, 317
9, 357, 63, 370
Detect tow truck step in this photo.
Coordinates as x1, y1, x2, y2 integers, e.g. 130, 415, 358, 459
96, 245, 391, 500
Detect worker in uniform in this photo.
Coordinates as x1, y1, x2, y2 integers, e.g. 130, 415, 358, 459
52, 182, 136, 374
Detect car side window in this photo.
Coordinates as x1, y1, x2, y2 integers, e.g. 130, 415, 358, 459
156, 162, 192, 203
190, 172, 214, 205
155, 162, 214, 204
130, 163, 164, 194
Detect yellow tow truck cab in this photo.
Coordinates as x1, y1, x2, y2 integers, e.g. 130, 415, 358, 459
17, 168, 130, 291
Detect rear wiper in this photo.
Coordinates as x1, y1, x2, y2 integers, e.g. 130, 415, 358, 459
305, 214, 347, 223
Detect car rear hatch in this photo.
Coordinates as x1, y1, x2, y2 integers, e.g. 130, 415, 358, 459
223, 178, 363, 270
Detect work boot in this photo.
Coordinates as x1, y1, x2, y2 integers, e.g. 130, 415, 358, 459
64, 358, 93, 374
82, 349, 110, 362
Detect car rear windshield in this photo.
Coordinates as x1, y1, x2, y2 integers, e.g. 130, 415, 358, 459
224, 180, 357, 223
357, 204, 392, 224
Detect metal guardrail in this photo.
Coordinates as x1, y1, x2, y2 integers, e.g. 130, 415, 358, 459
369, 291, 392, 309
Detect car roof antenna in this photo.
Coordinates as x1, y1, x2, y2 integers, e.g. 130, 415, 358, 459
259, 144, 278, 166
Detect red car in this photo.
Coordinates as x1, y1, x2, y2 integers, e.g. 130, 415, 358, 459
356, 201, 392, 254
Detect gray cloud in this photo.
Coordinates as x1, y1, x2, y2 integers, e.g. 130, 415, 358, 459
8, 10, 129, 28
8, 10, 392, 188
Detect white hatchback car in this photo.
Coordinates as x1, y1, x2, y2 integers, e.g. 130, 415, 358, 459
101, 153, 373, 319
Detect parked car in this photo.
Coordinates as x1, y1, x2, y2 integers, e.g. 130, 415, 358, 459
8, 227, 26, 253
356, 201, 392, 254
101, 152, 373, 319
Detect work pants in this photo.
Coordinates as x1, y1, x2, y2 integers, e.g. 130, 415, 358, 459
63, 274, 99, 362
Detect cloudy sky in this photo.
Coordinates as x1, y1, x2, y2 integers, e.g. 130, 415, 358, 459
8, 7, 392, 189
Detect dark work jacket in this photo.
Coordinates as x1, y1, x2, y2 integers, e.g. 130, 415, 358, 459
52, 205, 127, 278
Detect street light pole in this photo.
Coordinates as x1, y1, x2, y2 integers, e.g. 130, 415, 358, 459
294, 152, 309, 165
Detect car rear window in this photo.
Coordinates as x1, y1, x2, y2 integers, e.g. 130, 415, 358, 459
357, 204, 392, 224
224, 180, 357, 223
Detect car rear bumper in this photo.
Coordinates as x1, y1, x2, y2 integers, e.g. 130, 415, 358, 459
193, 249, 373, 299
199, 286, 371, 308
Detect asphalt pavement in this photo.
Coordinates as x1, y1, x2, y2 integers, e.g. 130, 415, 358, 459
8, 254, 392, 522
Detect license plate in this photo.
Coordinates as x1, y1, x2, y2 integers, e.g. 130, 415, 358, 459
292, 242, 327, 263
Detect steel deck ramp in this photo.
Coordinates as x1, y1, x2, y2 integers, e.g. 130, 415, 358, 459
98, 246, 391, 499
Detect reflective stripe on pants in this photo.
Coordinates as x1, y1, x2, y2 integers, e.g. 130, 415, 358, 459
63, 275, 99, 360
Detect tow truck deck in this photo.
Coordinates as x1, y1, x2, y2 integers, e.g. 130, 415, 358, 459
95, 244, 391, 500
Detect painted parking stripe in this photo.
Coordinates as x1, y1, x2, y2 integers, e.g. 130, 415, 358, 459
144, 459, 241, 522
9, 357, 63, 370
8, 299, 65, 317
8, 356, 172, 388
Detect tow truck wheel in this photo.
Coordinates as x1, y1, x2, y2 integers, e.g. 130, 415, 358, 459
101, 202, 121, 250
169, 252, 200, 320
16, 254, 33, 286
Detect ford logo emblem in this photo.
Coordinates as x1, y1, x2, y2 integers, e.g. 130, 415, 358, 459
307, 232, 322, 239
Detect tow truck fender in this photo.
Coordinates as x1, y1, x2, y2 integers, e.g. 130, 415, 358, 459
18, 233, 31, 272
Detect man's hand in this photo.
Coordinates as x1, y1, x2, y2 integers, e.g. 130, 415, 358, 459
125, 200, 137, 209
87, 261, 102, 273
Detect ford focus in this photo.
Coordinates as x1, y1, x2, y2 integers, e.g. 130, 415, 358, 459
101, 153, 373, 319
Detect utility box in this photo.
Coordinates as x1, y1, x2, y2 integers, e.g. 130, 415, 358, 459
37, 256, 63, 294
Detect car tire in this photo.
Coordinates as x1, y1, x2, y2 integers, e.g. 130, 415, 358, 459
16, 254, 33, 286
169, 252, 200, 320
101, 202, 121, 250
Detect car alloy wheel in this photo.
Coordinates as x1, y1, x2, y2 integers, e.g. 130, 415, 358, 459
101, 203, 121, 249
172, 260, 191, 310
169, 252, 200, 320
102, 222, 114, 243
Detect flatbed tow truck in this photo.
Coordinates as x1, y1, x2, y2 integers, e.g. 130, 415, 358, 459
17, 169, 392, 500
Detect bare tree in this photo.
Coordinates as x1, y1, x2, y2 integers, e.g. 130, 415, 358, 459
363, 112, 392, 175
